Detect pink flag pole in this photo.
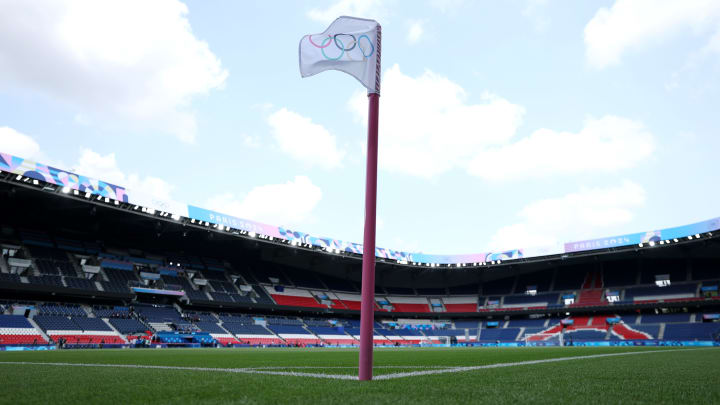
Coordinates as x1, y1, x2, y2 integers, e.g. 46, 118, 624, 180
359, 24, 381, 382
358, 91, 379, 381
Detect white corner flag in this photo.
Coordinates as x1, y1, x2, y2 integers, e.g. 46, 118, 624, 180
299, 16, 381, 94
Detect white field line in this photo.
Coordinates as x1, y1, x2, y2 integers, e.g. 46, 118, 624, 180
0, 361, 355, 381
0, 348, 711, 381
251, 365, 453, 369
373, 348, 712, 380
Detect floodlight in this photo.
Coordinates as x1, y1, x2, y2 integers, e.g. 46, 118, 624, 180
61, 186, 71, 194
32, 179, 39, 185
649, 241, 656, 246
15, 174, 21, 180
638, 243, 643, 247
249, 231, 256, 238
695, 234, 701, 238
673, 238, 678, 242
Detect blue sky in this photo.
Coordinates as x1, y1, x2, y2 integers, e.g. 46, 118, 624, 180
1, 0, 719, 256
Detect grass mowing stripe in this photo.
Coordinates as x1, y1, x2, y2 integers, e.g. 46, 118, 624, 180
0, 348, 707, 381
373, 347, 712, 380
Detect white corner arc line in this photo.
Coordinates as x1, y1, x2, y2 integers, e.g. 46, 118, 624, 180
0, 361, 356, 381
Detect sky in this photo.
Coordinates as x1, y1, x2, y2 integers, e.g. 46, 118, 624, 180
1, 0, 719, 257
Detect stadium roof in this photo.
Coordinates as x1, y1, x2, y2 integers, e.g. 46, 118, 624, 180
1, 151, 719, 269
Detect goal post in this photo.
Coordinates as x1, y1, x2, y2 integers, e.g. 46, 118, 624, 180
524, 332, 563, 346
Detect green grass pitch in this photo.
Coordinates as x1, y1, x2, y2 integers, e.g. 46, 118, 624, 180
1, 347, 718, 404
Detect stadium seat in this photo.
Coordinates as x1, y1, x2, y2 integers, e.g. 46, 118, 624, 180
0, 315, 47, 344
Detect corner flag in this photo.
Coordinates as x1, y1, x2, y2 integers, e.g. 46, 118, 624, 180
300, 16, 381, 381
299, 16, 381, 94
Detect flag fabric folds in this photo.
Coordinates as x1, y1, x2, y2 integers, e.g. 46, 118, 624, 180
299, 16, 381, 94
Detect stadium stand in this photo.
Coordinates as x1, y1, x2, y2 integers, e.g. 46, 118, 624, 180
33, 314, 124, 344
1, 166, 719, 350
386, 296, 430, 313
503, 293, 558, 308
553, 265, 587, 291
478, 328, 521, 342
221, 322, 283, 345
267, 287, 325, 308
573, 289, 605, 307
443, 296, 478, 313
108, 318, 149, 335
307, 326, 356, 345
565, 329, 607, 341
641, 313, 692, 324
663, 323, 720, 341
0, 314, 47, 344
624, 284, 698, 302
507, 318, 547, 328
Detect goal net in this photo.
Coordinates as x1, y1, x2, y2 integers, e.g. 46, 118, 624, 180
524, 332, 563, 346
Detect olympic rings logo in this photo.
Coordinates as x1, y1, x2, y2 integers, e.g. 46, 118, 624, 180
308, 33, 375, 61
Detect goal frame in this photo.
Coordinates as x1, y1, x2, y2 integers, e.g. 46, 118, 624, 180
524, 332, 563, 346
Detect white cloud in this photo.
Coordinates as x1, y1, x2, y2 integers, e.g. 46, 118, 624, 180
77, 149, 323, 226
1, 128, 322, 226
0, 128, 173, 200
584, 0, 720, 69
307, 0, 389, 24
242, 134, 261, 148
267, 108, 345, 169
0, 127, 41, 159
406, 20, 425, 44
488, 180, 646, 250
467, 115, 654, 181
522, 0, 550, 32
0, 0, 228, 142
73, 149, 176, 202
205, 176, 322, 226
348, 66, 654, 181
348, 64, 525, 178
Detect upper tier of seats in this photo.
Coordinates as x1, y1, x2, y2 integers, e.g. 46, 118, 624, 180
2, 231, 717, 315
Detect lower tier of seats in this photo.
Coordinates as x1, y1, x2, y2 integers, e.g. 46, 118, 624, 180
48, 334, 125, 344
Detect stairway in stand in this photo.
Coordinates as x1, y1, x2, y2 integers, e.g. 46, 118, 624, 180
573, 270, 605, 306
